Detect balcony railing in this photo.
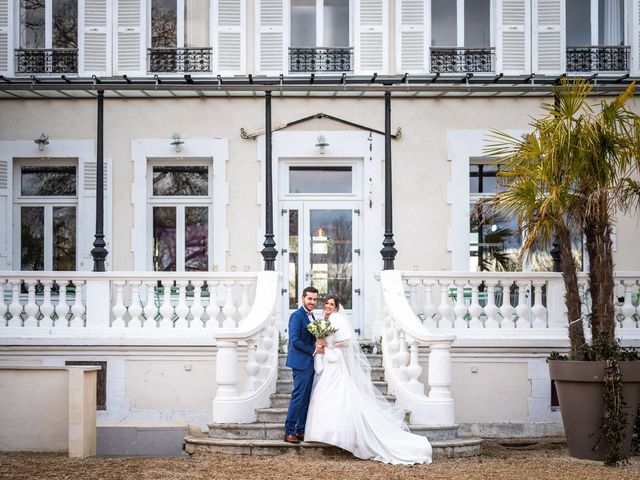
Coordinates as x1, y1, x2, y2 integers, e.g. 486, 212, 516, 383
148, 47, 212, 73
15, 48, 78, 74
430, 47, 495, 73
289, 47, 354, 73
566, 46, 630, 72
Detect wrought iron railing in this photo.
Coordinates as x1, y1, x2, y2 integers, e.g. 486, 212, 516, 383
147, 48, 212, 73
15, 49, 78, 74
566, 46, 629, 72
289, 47, 354, 73
430, 47, 495, 73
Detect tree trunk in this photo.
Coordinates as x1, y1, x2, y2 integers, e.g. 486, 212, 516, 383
557, 224, 586, 359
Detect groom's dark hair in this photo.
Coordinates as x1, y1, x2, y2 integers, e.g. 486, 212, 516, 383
302, 286, 318, 298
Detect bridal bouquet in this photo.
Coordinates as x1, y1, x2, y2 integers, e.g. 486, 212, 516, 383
307, 318, 337, 339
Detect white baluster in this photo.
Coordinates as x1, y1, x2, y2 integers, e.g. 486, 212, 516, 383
499, 281, 515, 328
387, 326, 401, 361
23, 281, 39, 327
620, 280, 636, 329
222, 281, 237, 328
531, 281, 547, 329
158, 281, 174, 328
427, 343, 455, 420
190, 281, 205, 328
143, 281, 158, 328
405, 336, 424, 395
244, 338, 261, 392
421, 281, 438, 329
214, 341, 239, 397
453, 281, 468, 329
54, 281, 70, 328
174, 281, 190, 329
394, 331, 410, 382
70, 282, 84, 327
8, 281, 23, 327
437, 281, 454, 328
39, 281, 54, 328
128, 281, 143, 328
237, 281, 252, 323
0, 280, 8, 327
467, 281, 483, 329
514, 281, 531, 328
407, 278, 420, 314
205, 281, 221, 328
111, 281, 127, 328
483, 281, 500, 328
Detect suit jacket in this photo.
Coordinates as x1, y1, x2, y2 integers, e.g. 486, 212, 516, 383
286, 306, 317, 370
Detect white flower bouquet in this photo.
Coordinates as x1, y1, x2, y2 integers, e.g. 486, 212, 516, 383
307, 318, 337, 339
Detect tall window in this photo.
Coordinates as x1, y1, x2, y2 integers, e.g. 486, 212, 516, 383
19, 0, 78, 49
567, 0, 624, 46
151, 0, 210, 48
15, 161, 77, 271
431, 0, 491, 47
291, 0, 350, 47
149, 162, 211, 271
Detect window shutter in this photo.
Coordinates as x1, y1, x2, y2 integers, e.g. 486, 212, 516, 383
256, 0, 285, 73
532, 0, 563, 73
0, 158, 10, 269
115, 0, 145, 75
632, 0, 640, 75
214, 0, 245, 74
80, 0, 111, 76
0, 0, 10, 75
355, 0, 388, 74
78, 157, 112, 271
396, 0, 427, 73
496, 0, 530, 74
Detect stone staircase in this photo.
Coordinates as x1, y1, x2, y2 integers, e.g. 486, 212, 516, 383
184, 354, 482, 459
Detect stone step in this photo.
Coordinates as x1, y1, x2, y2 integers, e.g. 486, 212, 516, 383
276, 379, 388, 395
277, 366, 386, 382
269, 392, 396, 408
256, 407, 412, 425
184, 435, 483, 460
278, 354, 383, 368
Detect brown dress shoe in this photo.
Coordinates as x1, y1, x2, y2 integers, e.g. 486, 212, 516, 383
295, 433, 305, 442
284, 434, 301, 444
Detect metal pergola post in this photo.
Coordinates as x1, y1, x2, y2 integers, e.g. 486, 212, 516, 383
381, 90, 397, 270
90, 90, 108, 271
261, 90, 277, 270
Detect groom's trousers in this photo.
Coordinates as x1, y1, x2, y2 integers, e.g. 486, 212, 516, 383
285, 366, 315, 435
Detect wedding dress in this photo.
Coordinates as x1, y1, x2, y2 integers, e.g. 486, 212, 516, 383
304, 311, 432, 465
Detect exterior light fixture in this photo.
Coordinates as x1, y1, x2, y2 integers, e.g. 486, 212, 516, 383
315, 135, 329, 155
170, 132, 184, 153
34, 133, 49, 151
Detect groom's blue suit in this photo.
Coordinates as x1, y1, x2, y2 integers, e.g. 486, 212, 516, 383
284, 306, 317, 437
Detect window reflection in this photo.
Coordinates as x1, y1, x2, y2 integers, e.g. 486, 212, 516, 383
21, 206, 45, 271
152, 0, 178, 48
153, 206, 177, 271
152, 166, 208, 196
288, 210, 299, 310
53, 0, 78, 48
21, 166, 77, 196
289, 166, 352, 194
20, 0, 45, 49
53, 206, 76, 270
185, 206, 208, 271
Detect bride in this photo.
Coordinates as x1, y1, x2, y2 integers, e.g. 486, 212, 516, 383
304, 295, 432, 465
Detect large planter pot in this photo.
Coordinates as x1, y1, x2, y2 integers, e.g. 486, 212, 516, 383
549, 360, 640, 461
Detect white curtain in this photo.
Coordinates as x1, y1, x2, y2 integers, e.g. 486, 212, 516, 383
602, 0, 623, 46
185, 0, 210, 47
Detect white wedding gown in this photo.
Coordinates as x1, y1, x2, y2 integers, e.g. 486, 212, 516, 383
304, 312, 432, 465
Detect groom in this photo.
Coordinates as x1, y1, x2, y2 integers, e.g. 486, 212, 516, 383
283, 286, 326, 444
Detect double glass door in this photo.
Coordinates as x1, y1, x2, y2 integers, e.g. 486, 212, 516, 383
282, 202, 362, 335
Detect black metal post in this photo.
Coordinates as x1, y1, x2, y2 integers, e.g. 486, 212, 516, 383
550, 237, 561, 272
261, 91, 277, 270
381, 90, 397, 270
91, 90, 108, 271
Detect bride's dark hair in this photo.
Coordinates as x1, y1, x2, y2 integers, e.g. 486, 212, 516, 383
323, 295, 341, 311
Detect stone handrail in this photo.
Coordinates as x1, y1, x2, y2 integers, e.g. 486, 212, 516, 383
379, 270, 456, 426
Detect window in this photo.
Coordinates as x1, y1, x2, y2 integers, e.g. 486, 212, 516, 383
291, 0, 350, 48
151, 0, 210, 48
431, 0, 491, 48
289, 166, 352, 194
566, 0, 624, 47
17, 0, 78, 73
148, 163, 211, 271
15, 161, 78, 271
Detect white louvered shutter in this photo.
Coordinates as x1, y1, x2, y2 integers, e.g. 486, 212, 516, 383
496, 0, 530, 74
396, 0, 427, 73
533, 0, 563, 74
80, 0, 110, 76
355, 0, 388, 73
215, 0, 245, 74
0, 0, 11, 75
632, 0, 640, 75
115, 0, 145, 75
0, 158, 10, 269
256, 0, 285, 73
79, 157, 112, 271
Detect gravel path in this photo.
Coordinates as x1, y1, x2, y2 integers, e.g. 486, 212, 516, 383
1, 441, 639, 480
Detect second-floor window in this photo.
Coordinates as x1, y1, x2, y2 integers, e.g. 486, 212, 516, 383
431, 0, 493, 73
149, 0, 211, 72
18, 0, 78, 73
